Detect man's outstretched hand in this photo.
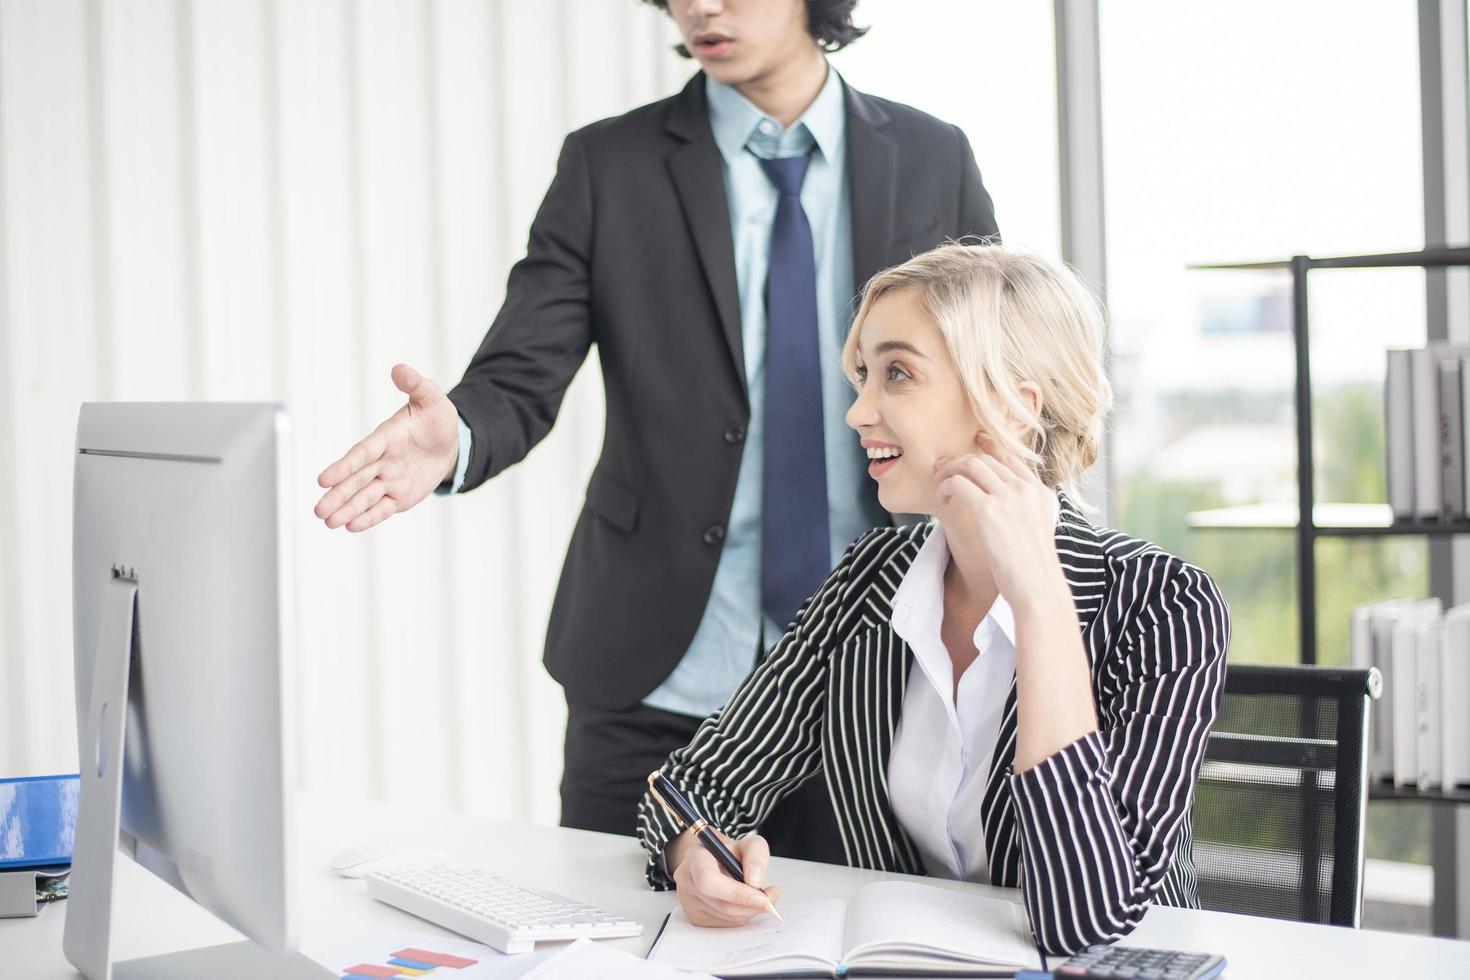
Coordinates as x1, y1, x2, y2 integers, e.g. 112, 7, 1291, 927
314, 363, 461, 532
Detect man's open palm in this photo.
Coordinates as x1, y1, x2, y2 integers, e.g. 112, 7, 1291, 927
314, 363, 461, 532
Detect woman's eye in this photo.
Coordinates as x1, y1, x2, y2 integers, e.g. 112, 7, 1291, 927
886, 363, 910, 382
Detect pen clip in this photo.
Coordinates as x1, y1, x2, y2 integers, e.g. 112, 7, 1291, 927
647, 772, 688, 832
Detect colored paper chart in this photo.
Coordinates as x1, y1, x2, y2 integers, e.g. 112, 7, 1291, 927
342, 944, 478, 979
321, 930, 562, 980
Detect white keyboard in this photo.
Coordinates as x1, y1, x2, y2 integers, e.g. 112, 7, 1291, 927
364, 867, 643, 954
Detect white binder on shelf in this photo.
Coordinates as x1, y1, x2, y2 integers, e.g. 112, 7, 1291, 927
1416, 616, 1445, 789
1444, 605, 1470, 788
1410, 345, 1470, 519
1359, 598, 1418, 781
1442, 358, 1466, 518
1387, 349, 1414, 519
1390, 599, 1442, 787
1460, 354, 1470, 521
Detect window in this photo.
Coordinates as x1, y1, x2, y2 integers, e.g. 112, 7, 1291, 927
831, 0, 1061, 259
1099, 0, 1431, 890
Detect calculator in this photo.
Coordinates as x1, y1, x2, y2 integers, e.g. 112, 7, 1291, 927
1052, 945, 1226, 980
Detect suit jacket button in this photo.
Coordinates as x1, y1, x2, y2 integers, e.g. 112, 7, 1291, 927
723, 425, 746, 445
703, 524, 725, 545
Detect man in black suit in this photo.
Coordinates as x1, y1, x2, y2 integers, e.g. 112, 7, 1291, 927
315, 0, 998, 851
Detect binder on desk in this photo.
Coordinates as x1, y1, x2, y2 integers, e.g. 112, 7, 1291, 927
0, 867, 70, 918
0, 774, 80, 917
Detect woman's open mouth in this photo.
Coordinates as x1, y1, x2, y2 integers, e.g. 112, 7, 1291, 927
866, 445, 904, 479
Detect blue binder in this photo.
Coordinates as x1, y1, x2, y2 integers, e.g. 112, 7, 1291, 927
0, 774, 81, 870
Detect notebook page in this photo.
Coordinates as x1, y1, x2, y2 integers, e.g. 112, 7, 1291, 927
647, 899, 847, 976
841, 881, 1036, 970
525, 938, 719, 979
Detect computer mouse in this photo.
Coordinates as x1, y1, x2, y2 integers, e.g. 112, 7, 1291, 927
328, 842, 449, 879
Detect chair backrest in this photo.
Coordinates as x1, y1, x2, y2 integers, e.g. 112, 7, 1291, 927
1191, 663, 1380, 927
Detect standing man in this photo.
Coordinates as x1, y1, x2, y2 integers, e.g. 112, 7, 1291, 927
315, 0, 998, 854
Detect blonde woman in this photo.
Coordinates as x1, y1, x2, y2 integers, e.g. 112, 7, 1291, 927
635, 243, 1231, 955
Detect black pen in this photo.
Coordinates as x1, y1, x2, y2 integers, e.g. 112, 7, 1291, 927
647, 771, 783, 922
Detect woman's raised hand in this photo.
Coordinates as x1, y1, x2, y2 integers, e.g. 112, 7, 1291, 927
932, 435, 1064, 605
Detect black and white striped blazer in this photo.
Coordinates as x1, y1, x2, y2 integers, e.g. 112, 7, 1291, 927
636, 493, 1231, 956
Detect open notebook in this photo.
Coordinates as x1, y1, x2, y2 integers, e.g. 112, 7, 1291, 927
646, 880, 1040, 978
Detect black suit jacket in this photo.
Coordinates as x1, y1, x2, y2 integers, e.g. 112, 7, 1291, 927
448, 72, 999, 709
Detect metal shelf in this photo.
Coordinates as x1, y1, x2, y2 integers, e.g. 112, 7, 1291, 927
1369, 781, 1470, 805
1192, 246, 1470, 664
1187, 503, 1470, 537
1190, 246, 1470, 273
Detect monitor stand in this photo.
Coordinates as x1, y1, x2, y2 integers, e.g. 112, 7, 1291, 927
103, 942, 331, 980
63, 573, 332, 980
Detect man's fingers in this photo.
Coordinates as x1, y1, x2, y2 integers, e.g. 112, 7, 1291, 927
325, 476, 387, 531
318, 429, 387, 490
346, 494, 398, 533
392, 362, 444, 408
391, 362, 423, 396
314, 461, 381, 520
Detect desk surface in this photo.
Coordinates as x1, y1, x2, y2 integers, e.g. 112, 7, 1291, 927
3, 790, 1469, 977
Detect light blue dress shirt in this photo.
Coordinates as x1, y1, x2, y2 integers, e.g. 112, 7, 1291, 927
451, 65, 885, 718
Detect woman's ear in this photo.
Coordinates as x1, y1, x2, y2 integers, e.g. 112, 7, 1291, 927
1016, 382, 1043, 420
1012, 384, 1040, 440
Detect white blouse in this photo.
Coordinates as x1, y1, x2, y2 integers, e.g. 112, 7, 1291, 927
885, 500, 1059, 883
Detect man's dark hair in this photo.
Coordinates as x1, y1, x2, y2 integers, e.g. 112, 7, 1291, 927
641, 1, 868, 57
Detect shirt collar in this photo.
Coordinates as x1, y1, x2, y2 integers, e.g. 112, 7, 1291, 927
704, 62, 845, 165
890, 492, 1064, 650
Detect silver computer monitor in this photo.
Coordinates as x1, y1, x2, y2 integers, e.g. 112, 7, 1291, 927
65, 403, 326, 980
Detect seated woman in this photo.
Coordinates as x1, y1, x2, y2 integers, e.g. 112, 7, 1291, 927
635, 243, 1231, 956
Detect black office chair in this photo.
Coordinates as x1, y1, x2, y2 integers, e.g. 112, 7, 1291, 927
1190, 663, 1381, 927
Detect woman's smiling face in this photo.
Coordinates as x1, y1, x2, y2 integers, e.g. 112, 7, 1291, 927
844, 288, 991, 515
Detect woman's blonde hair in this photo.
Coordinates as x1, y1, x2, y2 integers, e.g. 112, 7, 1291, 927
841, 242, 1113, 504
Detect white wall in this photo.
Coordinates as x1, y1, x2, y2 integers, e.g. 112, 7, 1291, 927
0, 0, 1061, 823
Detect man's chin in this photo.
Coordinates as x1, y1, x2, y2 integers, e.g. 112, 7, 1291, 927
695, 58, 754, 87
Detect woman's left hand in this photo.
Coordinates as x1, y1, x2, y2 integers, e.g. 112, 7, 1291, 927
933, 437, 1065, 605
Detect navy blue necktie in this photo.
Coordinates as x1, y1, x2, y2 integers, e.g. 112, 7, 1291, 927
759, 152, 830, 629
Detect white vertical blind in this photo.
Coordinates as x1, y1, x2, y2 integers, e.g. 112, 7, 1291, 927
0, 0, 686, 825
2, 0, 107, 793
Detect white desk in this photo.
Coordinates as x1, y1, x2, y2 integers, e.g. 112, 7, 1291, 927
3, 790, 1469, 977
